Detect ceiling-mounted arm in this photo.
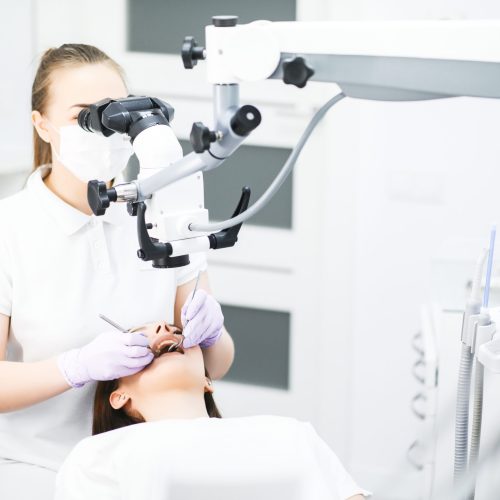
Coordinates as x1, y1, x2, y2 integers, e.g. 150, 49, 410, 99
202, 18, 500, 101
83, 16, 500, 270
269, 52, 500, 101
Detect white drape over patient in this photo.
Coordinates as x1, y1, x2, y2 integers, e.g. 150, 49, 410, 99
55, 415, 370, 500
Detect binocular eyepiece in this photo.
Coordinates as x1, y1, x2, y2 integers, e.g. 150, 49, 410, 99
77, 96, 175, 141
77, 107, 96, 134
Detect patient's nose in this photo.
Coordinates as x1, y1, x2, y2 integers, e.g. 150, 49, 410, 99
153, 321, 175, 335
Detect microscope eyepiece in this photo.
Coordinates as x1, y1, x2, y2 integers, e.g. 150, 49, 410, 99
76, 97, 115, 137
76, 96, 175, 140
77, 108, 92, 133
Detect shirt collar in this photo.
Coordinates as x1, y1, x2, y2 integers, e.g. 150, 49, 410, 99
27, 165, 130, 236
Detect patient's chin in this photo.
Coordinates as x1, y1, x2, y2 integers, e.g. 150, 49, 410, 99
147, 352, 186, 374
138, 350, 203, 390
122, 343, 206, 395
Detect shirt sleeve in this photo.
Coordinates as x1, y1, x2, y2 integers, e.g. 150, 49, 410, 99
174, 251, 208, 287
302, 422, 372, 499
0, 228, 13, 317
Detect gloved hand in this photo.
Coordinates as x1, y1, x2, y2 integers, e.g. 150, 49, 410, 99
181, 289, 224, 349
57, 330, 154, 388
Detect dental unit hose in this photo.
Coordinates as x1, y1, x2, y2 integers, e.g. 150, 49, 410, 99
454, 226, 496, 498
469, 360, 484, 469
467, 226, 496, 499
454, 247, 488, 484
189, 92, 346, 233
454, 344, 473, 482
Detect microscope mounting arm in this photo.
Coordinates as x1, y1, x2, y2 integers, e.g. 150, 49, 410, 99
83, 16, 500, 268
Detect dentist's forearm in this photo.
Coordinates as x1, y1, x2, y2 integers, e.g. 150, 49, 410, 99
202, 326, 234, 380
0, 357, 71, 413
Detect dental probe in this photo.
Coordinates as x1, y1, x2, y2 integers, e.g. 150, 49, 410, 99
186, 270, 201, 326
191, 271, 201, 301
98, 313, 129, 333
168, 270, 202, 352
99, 313, 155, 352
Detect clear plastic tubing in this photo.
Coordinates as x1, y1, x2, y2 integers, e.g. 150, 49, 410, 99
483, 225, 496, 308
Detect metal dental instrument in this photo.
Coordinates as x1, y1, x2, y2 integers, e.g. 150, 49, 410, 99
99, 313, 129, 333
99, 313, 156, 354
168, 270, 202, 352
191, 270, 202, 301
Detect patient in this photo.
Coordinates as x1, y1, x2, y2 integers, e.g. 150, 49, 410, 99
92, 321, 221, 434
55, 320, 370, 500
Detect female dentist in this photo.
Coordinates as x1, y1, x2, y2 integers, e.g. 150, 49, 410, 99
0, 44, 234, 500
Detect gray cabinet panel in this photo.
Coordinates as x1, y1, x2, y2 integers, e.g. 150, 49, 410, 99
180, 140, 293, 229
128, 0, 296, 54
221, 304, 290, 390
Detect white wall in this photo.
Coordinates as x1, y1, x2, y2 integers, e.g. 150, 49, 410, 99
323, 1, 500, 497
0, 0, 35, 195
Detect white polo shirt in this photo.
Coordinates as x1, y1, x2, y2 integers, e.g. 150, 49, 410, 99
0, 164, 207, 471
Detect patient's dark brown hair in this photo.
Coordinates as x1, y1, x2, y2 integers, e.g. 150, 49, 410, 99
92, 367, 222, 435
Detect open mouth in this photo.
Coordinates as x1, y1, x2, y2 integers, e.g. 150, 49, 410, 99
151, 333, 185, 358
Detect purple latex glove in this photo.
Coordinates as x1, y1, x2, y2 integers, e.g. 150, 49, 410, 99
57, 330, 154, 388
181, 289, 224, 349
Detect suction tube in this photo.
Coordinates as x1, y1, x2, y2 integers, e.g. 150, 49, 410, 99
468, 227, 496, 498
454, 343, 473, 482
453, 248, 488, 485
469, 361, 484, 469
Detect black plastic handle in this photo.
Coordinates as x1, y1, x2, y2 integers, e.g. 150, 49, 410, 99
208, 186, 251, 249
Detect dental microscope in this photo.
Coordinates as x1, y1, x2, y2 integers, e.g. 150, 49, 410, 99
79, 16, 500, 270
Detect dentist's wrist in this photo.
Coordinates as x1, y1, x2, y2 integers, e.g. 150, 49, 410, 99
199, 329, 223, 349
57, 348, 89, 388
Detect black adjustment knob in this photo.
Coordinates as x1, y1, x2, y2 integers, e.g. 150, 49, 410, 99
230, 105, 261, 136
181, 36, 206, 69
87, 180, 117, 216
190, 122, 218, 153
282, 56, 315, 88
212, 15, 238, 27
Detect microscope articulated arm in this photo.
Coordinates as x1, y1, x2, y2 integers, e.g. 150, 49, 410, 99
202, 18, 500, 101
84, 16, 500, 268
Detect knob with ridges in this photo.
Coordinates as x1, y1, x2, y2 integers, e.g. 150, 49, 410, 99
87, 180, 117, 216
181, 36, 206, 69
190, 122, 217, 153
282, 56, 315, 88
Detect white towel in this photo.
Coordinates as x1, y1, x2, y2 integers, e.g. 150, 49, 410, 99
55, 415, 371, 500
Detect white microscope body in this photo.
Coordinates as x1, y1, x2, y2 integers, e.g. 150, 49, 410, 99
132, 125, 209, 247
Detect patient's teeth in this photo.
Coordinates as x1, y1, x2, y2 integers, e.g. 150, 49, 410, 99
155, 339, 178, 356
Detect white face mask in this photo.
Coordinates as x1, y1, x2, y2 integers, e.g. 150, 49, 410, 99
50, 123, 134, 182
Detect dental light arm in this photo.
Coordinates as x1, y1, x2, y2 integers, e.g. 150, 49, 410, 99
83, 16, 500, 268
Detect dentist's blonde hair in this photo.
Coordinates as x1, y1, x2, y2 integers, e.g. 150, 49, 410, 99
31, 43, 126, 170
